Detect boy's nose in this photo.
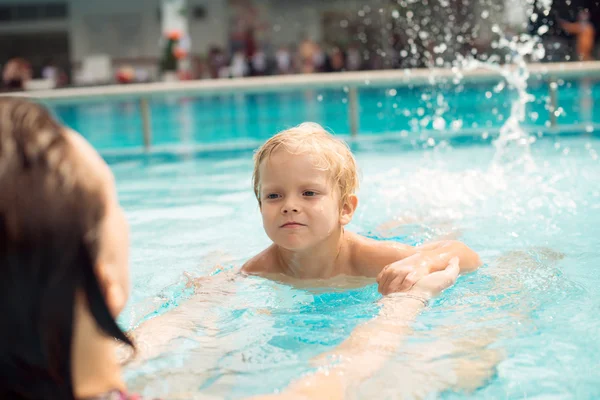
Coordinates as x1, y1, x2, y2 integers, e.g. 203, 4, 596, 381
282, 206, 298, 214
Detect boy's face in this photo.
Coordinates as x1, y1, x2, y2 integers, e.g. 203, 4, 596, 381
258, 148, 355, 251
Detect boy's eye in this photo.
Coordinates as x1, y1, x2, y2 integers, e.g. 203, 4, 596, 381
303, 191, 317, 197
265, 193, 280, 199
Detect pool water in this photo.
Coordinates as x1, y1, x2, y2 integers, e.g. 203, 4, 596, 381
102, 126, 599, 398
51, 78, 600, 152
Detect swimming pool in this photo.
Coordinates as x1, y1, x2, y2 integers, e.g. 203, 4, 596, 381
54, 79, 600, 399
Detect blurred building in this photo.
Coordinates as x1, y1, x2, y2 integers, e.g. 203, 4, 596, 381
0, 0, 528, 84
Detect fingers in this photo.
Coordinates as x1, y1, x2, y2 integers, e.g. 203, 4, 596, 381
445, 257, 460, 280
398, 271, 418, 292
378, 269, 418, 295
379, 276, 403, 296
376, 264, 390, 282
429, 257, 460, 291
377, 269, 394, 294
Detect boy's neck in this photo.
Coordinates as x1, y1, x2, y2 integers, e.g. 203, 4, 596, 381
276, 228, 350, 279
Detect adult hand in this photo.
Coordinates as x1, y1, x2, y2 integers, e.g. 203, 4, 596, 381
408, 257, 460, 300
377, 252, 435, 295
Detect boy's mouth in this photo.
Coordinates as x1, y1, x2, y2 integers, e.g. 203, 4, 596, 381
280, 221, 306, 228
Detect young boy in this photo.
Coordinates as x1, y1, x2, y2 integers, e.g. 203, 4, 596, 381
242, 122, 482, 296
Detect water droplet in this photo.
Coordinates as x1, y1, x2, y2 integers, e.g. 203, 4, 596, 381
586, 125, 594, 133
511, 232, 519, 238
433, 117, 446, 130
340, 20, 348, 28
537, 25, 549, 35
482, 132, 489, 139
342, 98, 347, 104
317, 95, 323, 102
485, 91, 492, 99
427, 137, 436, 146
388, 89, 397, 96
481, 10, 489, 19
392, 10, 400, 19
451, 120, 463, 130
377, 102, 383, 108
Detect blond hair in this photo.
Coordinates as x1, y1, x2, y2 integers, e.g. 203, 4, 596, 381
252, 122, 359, 205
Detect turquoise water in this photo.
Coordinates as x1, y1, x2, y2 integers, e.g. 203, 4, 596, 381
51, 80, 600, 398
51, 79, 600, 152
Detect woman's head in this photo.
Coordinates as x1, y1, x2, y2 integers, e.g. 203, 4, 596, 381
0, 98, 131, 399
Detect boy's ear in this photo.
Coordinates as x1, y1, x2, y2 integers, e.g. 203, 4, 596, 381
340, 194, 358, 226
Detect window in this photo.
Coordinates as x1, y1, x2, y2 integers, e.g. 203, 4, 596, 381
0, 7, 11, 22
0, 3, 67, 22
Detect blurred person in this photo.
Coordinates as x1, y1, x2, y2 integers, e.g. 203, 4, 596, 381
2, 58, 31, 91
558, 9, 596, 60
0, 98, 157, 399
346, 45, 362, 71
275, 45, 292, 74
298, 36, 317, 73
42, 58, 58, 83
313, 43, 326, 72
230, 50, 249, 78
244, 27, 257, 61
251, 48, 267, 76
325, 47, 346, 72
531, 0, 600, 61
208, 46, 227, 79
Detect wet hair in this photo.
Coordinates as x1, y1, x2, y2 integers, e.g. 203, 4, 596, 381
0, 98, 132, 399
252, 122, 359, 206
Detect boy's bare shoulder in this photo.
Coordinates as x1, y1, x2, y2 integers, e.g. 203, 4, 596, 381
346, 232, 416, 277
241, 245, 282, 275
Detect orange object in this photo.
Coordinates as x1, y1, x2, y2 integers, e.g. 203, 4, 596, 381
167, 30, 181, 41
174, 47, 187, 60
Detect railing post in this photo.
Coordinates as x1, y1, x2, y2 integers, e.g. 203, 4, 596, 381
549, 79, 558, 128
348, 87, 359, 137
140, 97, 152, 151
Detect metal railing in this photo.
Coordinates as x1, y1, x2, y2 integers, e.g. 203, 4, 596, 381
5, 60, 600, 150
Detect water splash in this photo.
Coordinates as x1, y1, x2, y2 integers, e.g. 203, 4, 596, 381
453, 18, 550, 173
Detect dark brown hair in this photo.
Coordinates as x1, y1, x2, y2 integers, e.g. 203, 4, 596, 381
0, 98, 132, 399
